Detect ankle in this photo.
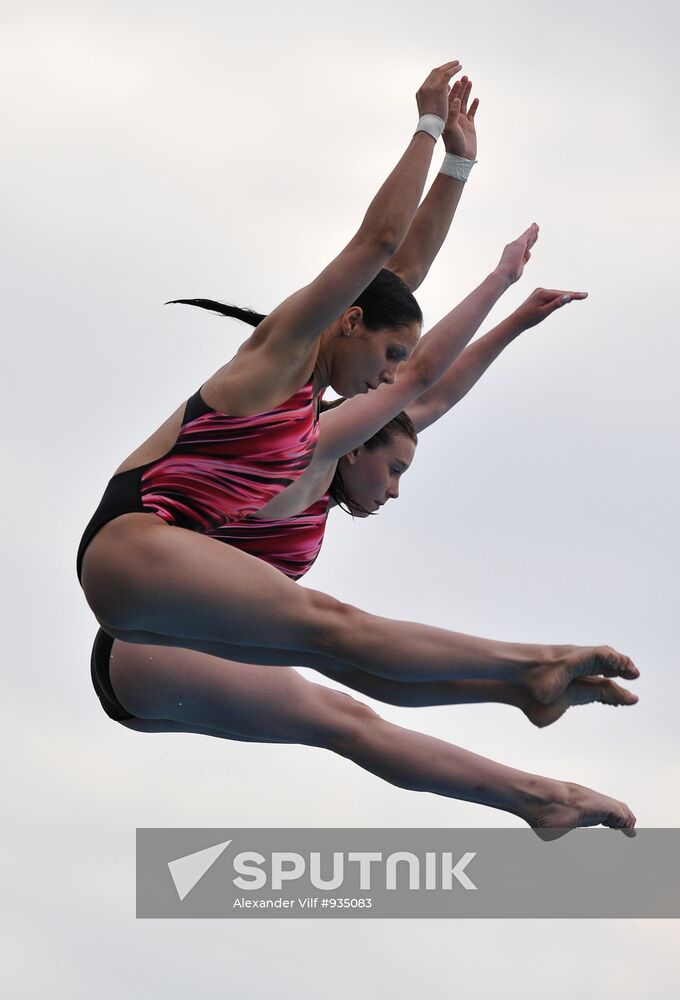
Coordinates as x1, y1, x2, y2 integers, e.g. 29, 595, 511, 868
509, 773, 571, 823
505, 643, 562, 684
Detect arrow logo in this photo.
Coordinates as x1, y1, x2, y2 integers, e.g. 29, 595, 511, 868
167, 839, 232, 901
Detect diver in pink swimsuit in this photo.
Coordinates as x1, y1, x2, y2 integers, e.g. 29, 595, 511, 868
76, 373, 323, 584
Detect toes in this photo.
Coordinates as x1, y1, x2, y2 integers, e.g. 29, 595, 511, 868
597, 679, 639, 706
595, 647, 639, 681
559, 660, 640, 714
526, 646, 638, 707
622, 809, 637, 836
608, 648, 639, 679
621, 654, 640, 679
604, 812, 627, 831
604, 803, 637, 835
609, 678, 639, 703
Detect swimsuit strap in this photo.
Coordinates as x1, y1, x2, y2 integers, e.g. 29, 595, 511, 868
182, 375, 317, 428
182, 389, 213, 425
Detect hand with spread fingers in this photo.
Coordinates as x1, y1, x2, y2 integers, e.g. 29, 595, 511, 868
442, 75, 479, 159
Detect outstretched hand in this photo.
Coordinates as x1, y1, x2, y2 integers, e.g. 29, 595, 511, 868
416, 60, 462, 122
497, 223, 540, 284
513, 287, 588, 330
442, 76, 478, 159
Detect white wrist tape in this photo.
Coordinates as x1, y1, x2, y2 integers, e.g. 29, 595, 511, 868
439, 152, 477, 182
415, 113, 445, 141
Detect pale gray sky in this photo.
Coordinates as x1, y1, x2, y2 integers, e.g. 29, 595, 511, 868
2, 0, 679, 996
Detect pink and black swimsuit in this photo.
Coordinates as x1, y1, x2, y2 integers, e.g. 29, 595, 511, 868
80, 376, 334, 724
210, 493, 331, 581
88, 488, 332, 724
76, 376, 321, 586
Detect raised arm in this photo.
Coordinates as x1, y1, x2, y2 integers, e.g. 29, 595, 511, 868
238, 62, 462, 370
385, 76, 479, 292
255, 283, 588, 521
406, 287, 588, 432
313, 224, 539, 462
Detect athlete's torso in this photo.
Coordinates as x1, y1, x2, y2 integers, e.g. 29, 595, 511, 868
209, 494, 331, 580
142, 377, 322, 530
76, 373, 324, 586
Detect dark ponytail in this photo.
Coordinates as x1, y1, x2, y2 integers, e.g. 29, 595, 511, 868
320, 398, 418, 516
164, 268, 422, 332
164, 298, 265, 327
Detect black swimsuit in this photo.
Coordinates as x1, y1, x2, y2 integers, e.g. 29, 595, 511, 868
77, 390, 208, 587
90, 629, 133, 721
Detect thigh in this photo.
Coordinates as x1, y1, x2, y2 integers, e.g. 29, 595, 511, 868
107, 628, 416, 702
169, 636, 419, 705
108, 636, 378, 747
82, 514, 341, 651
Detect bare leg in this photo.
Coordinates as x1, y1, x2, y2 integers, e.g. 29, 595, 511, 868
106, 636, 637, 836
82, 515, 639, 700
307, 664, 639, 727
104, 624, 639, 725
190, 640, 638, 723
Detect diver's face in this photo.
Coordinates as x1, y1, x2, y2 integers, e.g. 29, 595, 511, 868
339, 434, 417, 517
330, 316, 420, 398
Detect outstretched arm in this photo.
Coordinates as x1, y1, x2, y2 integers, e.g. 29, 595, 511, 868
314, 224, 539, 462
239, 62, 462, 371
258, 282, 587, 520
406, 288, 588, 432
385, 76, 479, 292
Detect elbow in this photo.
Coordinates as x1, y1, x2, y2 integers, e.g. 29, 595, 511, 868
375, 230, 401, 258
359, 227, 401, 259
409, 354, 437, 392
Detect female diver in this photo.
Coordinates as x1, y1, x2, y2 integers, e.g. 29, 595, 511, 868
78, 63, 638, 834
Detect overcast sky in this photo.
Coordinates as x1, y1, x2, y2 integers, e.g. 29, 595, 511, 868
2, 0, 679, 996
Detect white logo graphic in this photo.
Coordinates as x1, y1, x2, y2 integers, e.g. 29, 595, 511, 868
168, 840, 232, 901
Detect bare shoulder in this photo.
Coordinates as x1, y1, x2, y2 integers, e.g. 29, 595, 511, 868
200, 337, 320, 416
111, 338, 322, 477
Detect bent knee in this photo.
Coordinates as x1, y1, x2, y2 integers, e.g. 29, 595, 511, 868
320, 689, 382, 753
301, 590, 365, 654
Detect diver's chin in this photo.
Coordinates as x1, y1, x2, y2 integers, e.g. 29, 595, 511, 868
342, 380, 370, 398
346, 503, 372, 518
346, 383, 366, 398
329, 377, 355, 398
